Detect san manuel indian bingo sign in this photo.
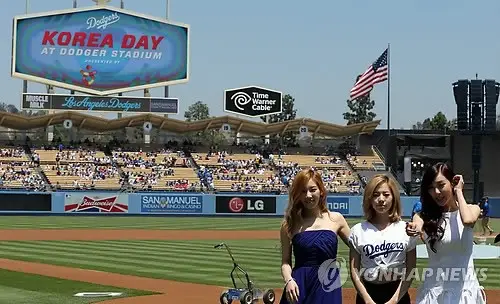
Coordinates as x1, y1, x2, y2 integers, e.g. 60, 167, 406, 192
11, 4, 189, 96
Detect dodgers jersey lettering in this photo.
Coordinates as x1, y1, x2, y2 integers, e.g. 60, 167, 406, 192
349, 220, 417, 282
363, 240, 406, 259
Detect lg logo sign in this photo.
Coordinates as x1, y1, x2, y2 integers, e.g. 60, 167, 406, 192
228, 197, 264, 212
216, 196, 276, 214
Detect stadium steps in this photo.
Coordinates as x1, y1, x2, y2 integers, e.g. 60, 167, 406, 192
24, 144, 52, 191
102, 145, 131, 191
186, 153, 211, 191
344, 160, 365, 190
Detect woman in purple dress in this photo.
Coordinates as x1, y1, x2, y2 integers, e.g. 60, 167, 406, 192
279, 168, 351, 304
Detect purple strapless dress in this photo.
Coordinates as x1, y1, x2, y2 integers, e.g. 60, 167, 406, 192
280, 230, 343, 304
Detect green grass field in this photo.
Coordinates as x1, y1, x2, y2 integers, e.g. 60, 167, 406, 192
0, 268, 153, 304
0, 215, 498, 302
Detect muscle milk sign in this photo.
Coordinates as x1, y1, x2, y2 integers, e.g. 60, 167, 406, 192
22, 94, 50, 110
224, 86, 282, 117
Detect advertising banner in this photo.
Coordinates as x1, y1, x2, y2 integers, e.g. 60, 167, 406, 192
215, 196, 276, 214
326, 197, 349, 215
64, 193, 128, 213
224, 86, 282, 117
140, 195, 203, 213
22, 93, 178, 114
12, 6, 189, 95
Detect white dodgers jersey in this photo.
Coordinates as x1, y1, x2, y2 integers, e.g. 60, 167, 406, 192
348, 220, 418, 283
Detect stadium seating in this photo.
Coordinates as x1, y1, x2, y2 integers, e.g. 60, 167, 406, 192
0, 147, 45, 190
192, 152, 361, 194
192, 152, 283, 192
34, 148, 122, 190
0, 144, 397, 194
347, 147, 385, 171
273, 154, 361, 193
114, 150, 202, 191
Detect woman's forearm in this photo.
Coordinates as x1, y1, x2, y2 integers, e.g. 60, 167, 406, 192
456, 189, 477, 225
393, 250, 416, 302
412, 213, 424, 229
281, 264, 293, 283
350, 268, 373, 303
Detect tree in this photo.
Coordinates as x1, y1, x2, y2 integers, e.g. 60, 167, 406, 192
412, 118, 431, 130
184, 101, 210, 122
183, 101, 226, 148
260, 94, 298, 145
0, 102, 19, 113
343, 75, 377, 125
412, 112, 456, 131
429, 112, 448, 130
261, 94, 297, 123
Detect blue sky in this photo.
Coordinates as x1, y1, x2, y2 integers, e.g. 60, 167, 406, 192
2, 0, 500, 129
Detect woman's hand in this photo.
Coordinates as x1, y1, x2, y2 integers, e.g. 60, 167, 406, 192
406, 221, 422, 237
285, 279, 300, 304
453, 175, 464, 191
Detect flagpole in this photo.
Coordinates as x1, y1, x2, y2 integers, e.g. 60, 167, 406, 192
386, 43, 391, 172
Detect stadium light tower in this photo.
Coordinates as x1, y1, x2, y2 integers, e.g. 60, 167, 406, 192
453, 78, 500, 202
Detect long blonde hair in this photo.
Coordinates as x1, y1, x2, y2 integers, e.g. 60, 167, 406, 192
363, 174, 402, 223
281, 168, 328, 237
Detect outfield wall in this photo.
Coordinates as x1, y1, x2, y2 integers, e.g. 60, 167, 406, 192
1, 191, 498, 217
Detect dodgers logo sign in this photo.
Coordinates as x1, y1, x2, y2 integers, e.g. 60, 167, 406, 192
22, 93, 179, 114
326, 197, 349, 215
141, 195, 203, 213
12, 6, 189, 95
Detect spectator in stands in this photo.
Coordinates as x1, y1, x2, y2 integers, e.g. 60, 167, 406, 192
0, 148, 46, 191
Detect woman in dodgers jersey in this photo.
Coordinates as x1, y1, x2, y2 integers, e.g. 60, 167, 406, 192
349, 174, 417, 304
406, 163, 486, 304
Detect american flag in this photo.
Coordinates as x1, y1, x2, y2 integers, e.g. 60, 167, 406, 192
349, 48, 388, 100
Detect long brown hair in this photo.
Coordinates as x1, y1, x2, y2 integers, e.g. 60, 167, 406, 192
420, 162, 455, 253
362, 174, 402, 223
281, 168, 328, 238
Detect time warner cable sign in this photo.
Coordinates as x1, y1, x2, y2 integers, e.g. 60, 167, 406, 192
12, 6, 189, 96
224, 86, 282, 117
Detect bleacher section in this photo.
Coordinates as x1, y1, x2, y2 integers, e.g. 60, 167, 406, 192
193, 152, 285, 193
347, 146, 386, 171
0, 145, 396, 194
34, 149, 122, 190
0, 147, 45, 190
274, 155, 361, 193
193, 152, 361, 194
113, 150, 201, 191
